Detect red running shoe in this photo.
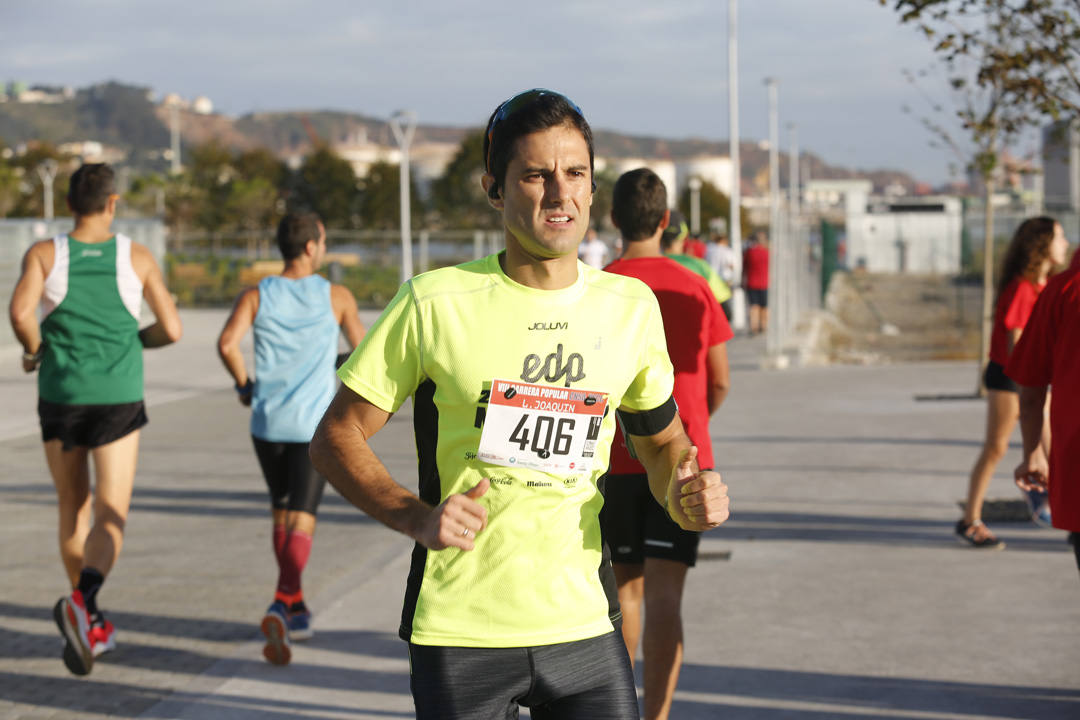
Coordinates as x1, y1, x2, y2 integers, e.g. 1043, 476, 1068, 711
53, 590, 93, 675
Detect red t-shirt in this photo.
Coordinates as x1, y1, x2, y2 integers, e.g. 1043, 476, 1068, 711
743, 245, 769, 290
603, 256, 733, 472
1006, 268, 1080, 532
685, 237, 707, 260
988, 277, 1044, 367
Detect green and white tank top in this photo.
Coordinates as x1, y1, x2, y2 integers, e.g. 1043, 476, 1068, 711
38, 234, 144, 405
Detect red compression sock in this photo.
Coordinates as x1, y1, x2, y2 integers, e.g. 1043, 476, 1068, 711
276, 529, 312, 598
272, 524, 287, 564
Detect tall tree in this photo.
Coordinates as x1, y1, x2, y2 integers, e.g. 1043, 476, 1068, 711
678, 179, 750, 237
292, 147, 360, 228
430, 130, 498, 229
359, 160, 423, 230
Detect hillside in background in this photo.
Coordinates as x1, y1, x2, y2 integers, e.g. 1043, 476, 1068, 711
1, 80, 917, 191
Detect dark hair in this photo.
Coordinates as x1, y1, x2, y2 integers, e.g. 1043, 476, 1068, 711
997, 216, 1059, 303
482, 89, 594, 195
67, 163, 116, 216
276, 211, 323, 260
660, 209, 689, 251
611, 168, 668, 242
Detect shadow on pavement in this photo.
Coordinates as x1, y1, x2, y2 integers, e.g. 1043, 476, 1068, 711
0, 670, 414, 719
715, 434, 1012, 449
713, 511, 1069, 551
671, 663, 1080, 719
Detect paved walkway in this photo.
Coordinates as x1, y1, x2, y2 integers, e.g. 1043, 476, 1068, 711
1, 309, 1077, 719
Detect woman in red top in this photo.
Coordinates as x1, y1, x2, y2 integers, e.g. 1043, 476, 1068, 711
958, 217, 1069, 548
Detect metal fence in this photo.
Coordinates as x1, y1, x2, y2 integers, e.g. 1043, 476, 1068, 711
167, 228, 506, 273
0, 219, 166, 350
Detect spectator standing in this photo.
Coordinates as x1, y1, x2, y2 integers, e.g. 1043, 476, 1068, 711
958, 217, 1067, 548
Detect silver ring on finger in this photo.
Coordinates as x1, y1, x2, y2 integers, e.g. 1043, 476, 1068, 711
461, 527, 470, 538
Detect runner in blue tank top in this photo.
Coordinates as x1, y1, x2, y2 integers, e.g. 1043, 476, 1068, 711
217, 211, 365, 665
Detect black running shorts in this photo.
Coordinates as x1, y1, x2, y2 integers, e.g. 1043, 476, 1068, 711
38, 398, 147, 451
600, 473, 701, 566
408, 631, 638, 720
983, 360, 1019, 394
251, 436, 326, 515
747, 287, 768, 308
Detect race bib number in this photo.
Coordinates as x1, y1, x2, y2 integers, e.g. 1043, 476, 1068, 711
477, 379, 608, 475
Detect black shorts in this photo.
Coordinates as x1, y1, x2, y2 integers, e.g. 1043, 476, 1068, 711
983, 360, 1019, 394
720, 298, 734, 322
600, 473, 701, 567
38, 398, 147, 451
1069, 533, 1080, 574
747, 287, 768, 308
408, 632, 638, 720
251, 436, 326, 515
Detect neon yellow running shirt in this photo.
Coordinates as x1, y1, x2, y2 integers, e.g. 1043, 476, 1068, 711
338, 253, 674, 648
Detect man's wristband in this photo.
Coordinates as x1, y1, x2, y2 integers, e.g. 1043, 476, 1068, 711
235, 379, 254, 396
22, 347, 43, 363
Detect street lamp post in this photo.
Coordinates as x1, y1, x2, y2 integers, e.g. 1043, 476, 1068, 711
389, 110, 417, 282
728, 0, 746, 330
765, 77, 781, 356
37, 159, 59, 221
688, 177, 703, 235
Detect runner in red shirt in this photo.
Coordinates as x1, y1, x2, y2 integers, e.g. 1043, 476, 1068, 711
601, 168, 732, 720
958, 217, 1068, 548
743, 231, 770, 335
1009, 258, 1080, 574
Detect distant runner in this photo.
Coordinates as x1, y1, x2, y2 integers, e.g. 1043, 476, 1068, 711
8, 162, 182, 676
603, 168, 732, 720
217, 211, 364, 664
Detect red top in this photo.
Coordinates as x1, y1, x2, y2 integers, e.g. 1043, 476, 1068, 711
743, 245, 769, 290
988, 277, 1044, 367
603, 256, 733, 472
685, 237, 707, 260
1006, 268, 1080, 531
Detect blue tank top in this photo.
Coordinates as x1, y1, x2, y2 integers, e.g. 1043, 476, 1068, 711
251, 274, 339, 442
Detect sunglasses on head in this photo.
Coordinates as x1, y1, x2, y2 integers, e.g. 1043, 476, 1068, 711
485, 89, 585, 174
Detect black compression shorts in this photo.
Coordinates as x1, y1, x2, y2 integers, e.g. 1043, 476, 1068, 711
408, 631, 638, 720
38, 398, 147, 451
747, 287, 768, 308
251, 436, 326, 515
983, 360, 1019, 394
600, 473, 701, 567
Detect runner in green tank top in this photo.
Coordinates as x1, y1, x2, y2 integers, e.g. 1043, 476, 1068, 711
8, 163, 182, 676
310, 90, 732, 720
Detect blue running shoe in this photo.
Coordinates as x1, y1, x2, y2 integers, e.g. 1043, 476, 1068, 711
260, 601, 291, 665
288, 609, 313, 641
1023, 487, 1052, 528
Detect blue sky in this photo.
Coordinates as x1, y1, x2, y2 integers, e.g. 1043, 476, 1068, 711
3, 1, 989, 184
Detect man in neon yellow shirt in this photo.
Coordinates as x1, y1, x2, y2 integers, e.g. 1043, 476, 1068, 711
311, 89, 730, 720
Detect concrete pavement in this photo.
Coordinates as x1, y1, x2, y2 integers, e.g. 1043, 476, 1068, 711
1, 308, 1077, 719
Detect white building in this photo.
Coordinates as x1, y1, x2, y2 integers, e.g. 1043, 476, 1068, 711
806, 179, 961, 273
675, 155, 733, 198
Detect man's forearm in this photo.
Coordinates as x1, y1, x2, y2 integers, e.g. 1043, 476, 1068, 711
310, 419, 431, 540
138, 322, 177, 349
12, 313, 41, 354
632, 428, 694, 508
1018, 385, 1048, 458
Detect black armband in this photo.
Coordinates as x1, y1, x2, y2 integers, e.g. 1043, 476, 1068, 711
616, 396, 678, 437
335, 352, 351, 369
